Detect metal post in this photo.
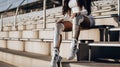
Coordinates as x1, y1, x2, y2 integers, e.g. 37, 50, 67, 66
88, 46, 91, 62
117, 0, 120, 42
0, 4, 12, 31
118, 0, 120, 26
43, 0, 46, 29
103, 29, 106, 42
13, 0, 25, 30
62, 0, 64, 6
0, 14, 3, 31
108, 31, 110, 42
13, 7, 19, 30
118, 0, 119, 17
119, 31, 120, 42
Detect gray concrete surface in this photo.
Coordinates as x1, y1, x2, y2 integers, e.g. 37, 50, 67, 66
0, 61, 16, 67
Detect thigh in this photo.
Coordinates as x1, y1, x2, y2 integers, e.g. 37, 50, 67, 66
58, 21, 72, 32
81, 15, 95, 29
80, 16, 91, 28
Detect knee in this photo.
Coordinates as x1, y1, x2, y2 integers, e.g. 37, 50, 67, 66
74, 15, 84, 25
55, 22, 59, 27
55, 23, 59, 30
54, 23, 64, 34
55, 23, 63, 30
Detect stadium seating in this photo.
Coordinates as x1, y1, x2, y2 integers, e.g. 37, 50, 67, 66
0, 0, 119, 67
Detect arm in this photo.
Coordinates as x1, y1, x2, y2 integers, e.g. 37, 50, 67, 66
80, 6, 88, 15
57, 12, 72, 23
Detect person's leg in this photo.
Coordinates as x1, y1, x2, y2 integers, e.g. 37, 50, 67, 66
54, 23, 64, 49
67, 14, 84, 60
53, 21, 72, 51
51, 21, 72, 67
67, 14, 95, 60
51, 22, 64, 67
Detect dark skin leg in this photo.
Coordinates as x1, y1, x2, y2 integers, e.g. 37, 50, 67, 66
54, 15, 91, 50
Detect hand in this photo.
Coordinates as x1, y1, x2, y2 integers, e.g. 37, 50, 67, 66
80, 9, 88, 15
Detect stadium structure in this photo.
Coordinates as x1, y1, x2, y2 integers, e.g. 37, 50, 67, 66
0, 0, 119, 67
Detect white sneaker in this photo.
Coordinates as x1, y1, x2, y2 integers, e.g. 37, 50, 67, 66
51, 49, 62, 67
67, 40, 78, 60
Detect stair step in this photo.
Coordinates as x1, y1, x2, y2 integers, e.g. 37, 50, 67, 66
0, 61, 16, 67
39, 30, 66, 40
26, 24, 36, 30
25, 41, 50, 55
0, 28, 100, 42
62, 61, 120, 67
9, 31, 22, 38
0, 48, 51, 67
22, 30, 39, 39
109, 27, 120, 31
0, 31, 9, 38
18, 25, 26, 31
95, 16, 118, 27
89, 42, 120, 47
68, 29, 100, 42
0, 40, 7, 48
88, 42, 120, 62
7, 41, 24, 51
3, 26, 12, 31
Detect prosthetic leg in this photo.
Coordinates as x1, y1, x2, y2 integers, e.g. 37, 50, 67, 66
51, 23, 64, 67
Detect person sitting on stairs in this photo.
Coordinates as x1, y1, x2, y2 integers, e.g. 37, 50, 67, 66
51, 0, 95, 67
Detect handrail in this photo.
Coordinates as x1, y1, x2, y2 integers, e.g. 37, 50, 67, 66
0, 4, 12, 31
13, 0, 25, 30
43, 0, 46, 29
93, 14, 118, 19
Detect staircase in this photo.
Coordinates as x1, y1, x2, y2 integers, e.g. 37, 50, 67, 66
0, 0, 119, 67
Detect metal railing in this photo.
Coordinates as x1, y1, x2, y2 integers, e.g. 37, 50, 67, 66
43, 0, 46, 29
0, 4, 12, 31
13, 0, 25, 30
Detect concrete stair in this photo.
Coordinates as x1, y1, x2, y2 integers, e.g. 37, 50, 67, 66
22, 30, 39, 39
0, 48, 51, 67
0, 2, 118, 67
1, 15, 118, 32
61, 61, 120, 67
0, 28, 101, 41
0, 41, 111, 67
0, 31, 9, 38
0, 61, 16, 67
25, 41, 50, 55
17, 25, 26, 31
9, 31, 22, 38
0, 40, 7, 48
0, 3, 118, 31
3, 26, 12, 31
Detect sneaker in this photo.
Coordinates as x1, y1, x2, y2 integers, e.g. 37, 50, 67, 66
67, 40, 78, 60
51, 49, 62, 67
